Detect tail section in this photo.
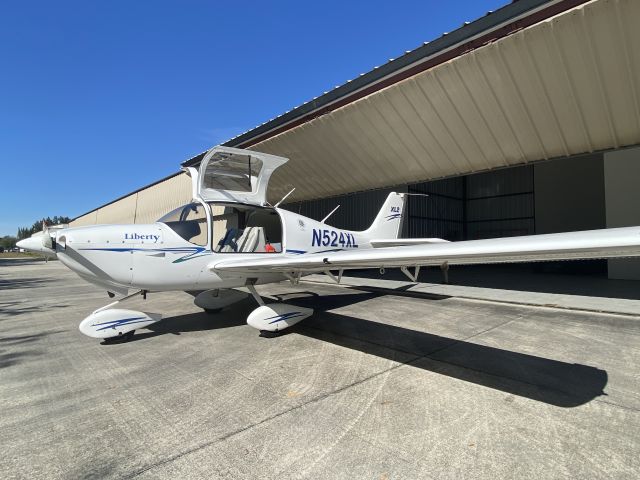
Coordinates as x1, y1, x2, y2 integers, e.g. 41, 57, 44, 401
362, 192, 405, 239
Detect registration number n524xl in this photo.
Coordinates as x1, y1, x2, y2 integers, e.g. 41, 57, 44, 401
311, 229, 358, 248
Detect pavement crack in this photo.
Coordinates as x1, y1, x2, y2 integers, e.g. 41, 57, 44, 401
124, 355, 417, 479
419, 317, 517, 358
593, 398, 640, 412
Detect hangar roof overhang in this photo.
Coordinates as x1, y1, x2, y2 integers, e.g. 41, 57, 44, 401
183, 0, 640, 203
74, 0, 639, 221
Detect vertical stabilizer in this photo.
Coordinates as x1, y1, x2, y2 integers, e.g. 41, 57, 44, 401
362, 192, 405, 239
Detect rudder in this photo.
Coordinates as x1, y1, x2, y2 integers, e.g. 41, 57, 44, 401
362, 192, 405, 239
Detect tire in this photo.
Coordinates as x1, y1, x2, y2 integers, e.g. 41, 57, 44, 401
205, 308, 223, 314
103, 330, 135, 344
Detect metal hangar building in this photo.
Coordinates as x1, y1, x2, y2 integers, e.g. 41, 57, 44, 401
70, 0, 640, 279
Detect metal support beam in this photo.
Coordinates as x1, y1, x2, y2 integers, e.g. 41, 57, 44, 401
400, 265, 421, 282
440, 261, 450, 284
324, 269, 344, 284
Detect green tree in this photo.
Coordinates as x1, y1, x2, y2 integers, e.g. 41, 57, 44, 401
16, 216, 71, 239
0, 236, 17, 250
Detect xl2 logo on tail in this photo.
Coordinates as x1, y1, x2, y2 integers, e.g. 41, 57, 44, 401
386, 206, 402, 221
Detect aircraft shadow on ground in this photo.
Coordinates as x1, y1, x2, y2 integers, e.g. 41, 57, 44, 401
0, 330, 64, 369
0, 301, 72, 317
0, 258, 49, 265
128, 291, 607, 408
0, 277, 51, 291
351, 265, 640, 300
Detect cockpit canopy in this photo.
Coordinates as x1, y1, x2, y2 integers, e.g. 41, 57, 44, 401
202, 152, 261, 193
185, 146, 288, 206
157, 202, 283, 253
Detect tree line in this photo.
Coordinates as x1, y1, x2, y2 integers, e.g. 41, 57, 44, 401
16, 216, 72, 240
0, 216, 72, 250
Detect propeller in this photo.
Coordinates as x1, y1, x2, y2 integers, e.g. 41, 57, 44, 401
41, 219, 54, 249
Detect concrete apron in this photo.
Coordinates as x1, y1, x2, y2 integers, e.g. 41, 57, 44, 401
305, 274, 640, 318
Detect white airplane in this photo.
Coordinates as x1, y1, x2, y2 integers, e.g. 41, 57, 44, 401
18, 146, 640, 342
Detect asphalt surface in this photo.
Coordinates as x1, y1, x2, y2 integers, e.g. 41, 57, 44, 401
1, 259, 639, 479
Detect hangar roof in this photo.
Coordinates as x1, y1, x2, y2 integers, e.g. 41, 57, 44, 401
182, 0, 640, 204
184, 0, 575, 169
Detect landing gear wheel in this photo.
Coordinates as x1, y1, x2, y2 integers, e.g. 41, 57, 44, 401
102, 330, 136, 344
205, 308, 223, 314
259, 330, 282, 338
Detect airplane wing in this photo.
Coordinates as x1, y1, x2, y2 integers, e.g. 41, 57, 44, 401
210, 226, 640, 274
370, 238, 449, 248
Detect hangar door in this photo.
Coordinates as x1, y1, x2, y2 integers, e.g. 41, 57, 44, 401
407, 165, 535, 241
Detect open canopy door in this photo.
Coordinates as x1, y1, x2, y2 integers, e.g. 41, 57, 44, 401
185, 146, 288, 206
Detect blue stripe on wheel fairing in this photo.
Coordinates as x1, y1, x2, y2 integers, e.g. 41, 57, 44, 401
264, 311, 305, 324
92, 316, 149, 331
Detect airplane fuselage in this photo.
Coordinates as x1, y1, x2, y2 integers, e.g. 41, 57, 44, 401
53, 206, 383, 295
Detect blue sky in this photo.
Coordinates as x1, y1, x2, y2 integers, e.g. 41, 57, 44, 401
0, 0, 507, 236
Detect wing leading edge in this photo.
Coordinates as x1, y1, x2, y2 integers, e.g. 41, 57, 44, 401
209, 226, 640, 274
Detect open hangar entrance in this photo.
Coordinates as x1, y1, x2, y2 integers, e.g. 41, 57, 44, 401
285, 146, 640, 280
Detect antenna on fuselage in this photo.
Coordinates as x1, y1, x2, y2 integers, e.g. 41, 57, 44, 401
321, 205, 340, 224
274, 188, 295, 208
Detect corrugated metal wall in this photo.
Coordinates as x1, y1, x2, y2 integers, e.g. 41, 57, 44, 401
70, 210, 98, 227
95, 194, 137, 225
466, 166, 534, 239
284, 187, 404, 231
407, 178, 465, 240
289, 164, 534, 241
70, 173, 192, 227
134, 174, 192, 224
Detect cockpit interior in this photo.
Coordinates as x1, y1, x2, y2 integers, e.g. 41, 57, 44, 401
157, 202, 283, 253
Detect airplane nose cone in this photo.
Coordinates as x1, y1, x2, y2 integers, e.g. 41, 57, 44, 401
16, 236, 41, 252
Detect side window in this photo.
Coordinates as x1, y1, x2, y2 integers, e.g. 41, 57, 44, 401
158, 203, 208, 247
182, 204, 208, 246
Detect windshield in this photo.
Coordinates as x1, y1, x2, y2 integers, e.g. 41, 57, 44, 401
157, 203, 208, 246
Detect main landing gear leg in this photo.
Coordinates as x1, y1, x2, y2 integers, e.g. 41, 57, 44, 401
246, 284, 265, 306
